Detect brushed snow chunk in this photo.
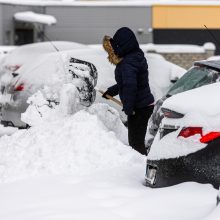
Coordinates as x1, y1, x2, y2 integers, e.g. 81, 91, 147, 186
88, 103, 128, 144
21, 88, 54, 126
59, 83, 80, 115
21, 84, 81, 126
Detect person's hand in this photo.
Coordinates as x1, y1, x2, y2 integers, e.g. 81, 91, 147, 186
102, 91, 110, 99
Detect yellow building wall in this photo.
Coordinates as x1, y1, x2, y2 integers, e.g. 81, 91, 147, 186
153, 5, 220, 29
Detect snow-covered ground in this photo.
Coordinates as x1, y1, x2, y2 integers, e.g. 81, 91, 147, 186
0, 84, 219, 220
0, 171, 217, 220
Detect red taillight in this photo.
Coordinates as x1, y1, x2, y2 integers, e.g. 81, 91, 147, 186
7, 64, 21, 71
178, 127, 203, 138
14, 83, 24, 91
200, 132, 220, 143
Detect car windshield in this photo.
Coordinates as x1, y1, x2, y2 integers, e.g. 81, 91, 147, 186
167, 66, 219, 96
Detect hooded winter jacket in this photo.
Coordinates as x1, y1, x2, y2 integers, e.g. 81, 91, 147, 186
104, 27, 154, 116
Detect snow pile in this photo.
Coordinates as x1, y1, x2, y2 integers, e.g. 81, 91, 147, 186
14, 11, 57, 25
0, 124, 18, 136
0, 86, 142, 182
204, 202, 220, 220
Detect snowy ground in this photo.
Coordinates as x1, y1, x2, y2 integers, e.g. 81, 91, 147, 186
0, 86, 219, 219
0, 169, 217, 220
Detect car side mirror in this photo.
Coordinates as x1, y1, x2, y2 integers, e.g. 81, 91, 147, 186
170, 77, 179, 84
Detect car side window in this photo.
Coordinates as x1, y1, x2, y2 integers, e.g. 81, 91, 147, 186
168, 67, 219, 96
195, 70, 219, 88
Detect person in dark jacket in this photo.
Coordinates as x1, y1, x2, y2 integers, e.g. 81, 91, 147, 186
102, 27, 154, 155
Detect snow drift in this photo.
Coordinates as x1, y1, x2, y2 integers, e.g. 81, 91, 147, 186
0, 85, 143, 183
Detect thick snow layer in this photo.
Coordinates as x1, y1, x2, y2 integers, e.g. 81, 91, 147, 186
204, 204, 220, 220
208, 56, 220, 61
163, 82, 220, 119
14, 11, 57, 25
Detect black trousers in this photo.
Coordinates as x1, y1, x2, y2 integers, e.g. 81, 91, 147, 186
127, 105, 154, 155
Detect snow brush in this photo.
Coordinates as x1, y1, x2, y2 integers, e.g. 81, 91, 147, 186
96, 88, 123, 107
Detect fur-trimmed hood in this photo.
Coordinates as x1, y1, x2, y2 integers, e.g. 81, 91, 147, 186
103, 27, 140, 65
102, 35, 122, 65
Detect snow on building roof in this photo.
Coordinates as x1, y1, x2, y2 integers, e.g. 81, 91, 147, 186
14, 11, 57, 25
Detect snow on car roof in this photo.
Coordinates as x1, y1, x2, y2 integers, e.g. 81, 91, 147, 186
163, 81, 220, 118
195, 59, 220, 71
0, 41, 88, 68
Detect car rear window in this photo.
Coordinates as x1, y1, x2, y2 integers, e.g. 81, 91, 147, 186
167, 66, 219, 96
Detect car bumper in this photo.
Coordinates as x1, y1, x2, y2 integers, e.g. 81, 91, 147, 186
145, 137, 220, 189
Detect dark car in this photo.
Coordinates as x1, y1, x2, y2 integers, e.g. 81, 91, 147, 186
145, 59, 220, 189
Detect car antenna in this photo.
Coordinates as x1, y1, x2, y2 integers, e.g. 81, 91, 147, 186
204, 25, 220, 47
34, 25, 60, 52
33, 24, 66, 74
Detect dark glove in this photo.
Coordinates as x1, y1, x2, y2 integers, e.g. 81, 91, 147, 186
123, 108, 135, 116
102, 91, 110, 99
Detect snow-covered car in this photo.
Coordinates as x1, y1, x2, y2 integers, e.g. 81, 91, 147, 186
146, 59, 220, 152
146, 81, 220, 189
0, 46, 17, 63
0, 43, 184, 128
0, 48, 98, 127
0, 41, 87, 75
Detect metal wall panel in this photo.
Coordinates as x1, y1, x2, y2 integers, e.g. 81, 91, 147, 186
153, 5, 220, 29
2, 4, 44, 45
45, 6, 152, 44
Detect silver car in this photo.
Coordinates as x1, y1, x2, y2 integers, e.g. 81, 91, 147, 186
0, 50, 97, 128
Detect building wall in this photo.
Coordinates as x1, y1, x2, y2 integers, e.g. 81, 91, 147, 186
152, 5, 220, 54
0, 5, 3, 45
1, 4, 44, 45
153, 5, 220, 29
45, 6, 152, 44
